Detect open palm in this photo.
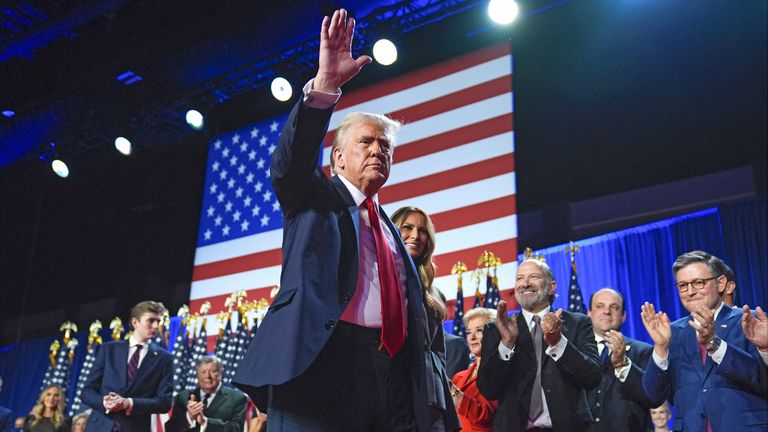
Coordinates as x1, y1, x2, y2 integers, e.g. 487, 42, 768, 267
641, 302, 671, 347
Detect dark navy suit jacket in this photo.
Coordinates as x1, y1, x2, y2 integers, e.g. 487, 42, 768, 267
232, 101, 431, 430
643, 306, 767, 431
81, 341, 173, 432
0, 406, 12, 432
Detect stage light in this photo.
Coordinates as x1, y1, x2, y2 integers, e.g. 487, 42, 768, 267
2, 110, 14, 118
372, 39, 398, 66
51, 159, 69, 178
488, 0, 519, 24
114, 136, 132, 156
186, 109, 204, 130
271, 77, 293, 102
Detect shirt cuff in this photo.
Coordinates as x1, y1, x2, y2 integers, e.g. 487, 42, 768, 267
498, 341, 515, 361
709, 340, 727, 364
186, 411, 196, 427
614, 357, 632, 382
199, 416, 208, 432
125, 398, 134, 416
302, 79, 341, 109
652, 350, 669, 371
760, 349, 768, 366
545, 335, 568, 361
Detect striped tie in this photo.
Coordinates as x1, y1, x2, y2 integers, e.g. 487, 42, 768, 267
127, 345, 142, 385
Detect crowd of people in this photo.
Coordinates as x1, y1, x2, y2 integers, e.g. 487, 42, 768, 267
2, 7, 766, 432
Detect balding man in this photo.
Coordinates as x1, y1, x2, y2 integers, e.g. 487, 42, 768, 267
586, 288, 654, 432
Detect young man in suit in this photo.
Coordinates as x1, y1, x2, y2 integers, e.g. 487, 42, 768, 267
165, 356, 247, 432
641, 250, 766, 431
81, 300, 173, 432
477, 259, 601, 432
232, 8, 432, 431
586, 288, 654, 432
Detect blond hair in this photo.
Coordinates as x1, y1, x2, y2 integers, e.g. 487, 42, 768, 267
329, 112, 401, 175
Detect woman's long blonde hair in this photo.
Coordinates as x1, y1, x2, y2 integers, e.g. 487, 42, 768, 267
30, 384, 66, 427
391, 206, 446, 322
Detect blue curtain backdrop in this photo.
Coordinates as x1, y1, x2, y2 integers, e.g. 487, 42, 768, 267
3, 200, 766, 420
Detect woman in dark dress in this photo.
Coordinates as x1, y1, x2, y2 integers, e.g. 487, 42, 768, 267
23, 385, 71, 432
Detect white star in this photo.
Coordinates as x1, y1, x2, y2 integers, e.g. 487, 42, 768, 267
241, 220, 250, 231
222, 225, 231, 236
204, 229, 212, 240
217, 192, 225, 203
257, 158, 266, 169
243, 196, 252, 207
227, 178, 235, 189
254, 181, 263, 192
265, 170, 270, 178
248, 150, 257, 161
232, 134, 241, 144
214, 139, 223, 149
238, 164, 246, 175
268, 144, 276, 154
259, 136, 268, 146
233, 210, 241, 221
212, 161, 220, 172
235, 187, 244, 198
246, 173, 254, 183
260, 215, 270, 226
272, 200, 281, 212
270, 121, 279, 132
229, 155, 238, 166
252, 205, 261, 217
222, 147, 230, 158
214, 216, 222, 226
225, 201, 233, 212
206, 206, 215, 217
209, 183, 218, 194
240, 142, 248, 152
219, 169, 228, 180
250, 127, 259, 138
262, 190, 272, 202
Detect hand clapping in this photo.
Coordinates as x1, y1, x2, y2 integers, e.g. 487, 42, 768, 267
640, 302, 672, 357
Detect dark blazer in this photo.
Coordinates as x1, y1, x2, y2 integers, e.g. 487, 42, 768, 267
232, 101, 431, 430
164, 386, 247, 432
0, 406, 12, 432
426, 313, 461, 431
588, 336, 655, 432
81, 340, 173, 432
444, 330, 471, 378
477, 311, 601, 432
643, 306, 768, 431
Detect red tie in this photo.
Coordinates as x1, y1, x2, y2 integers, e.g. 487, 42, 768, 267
364, 197, 405, 356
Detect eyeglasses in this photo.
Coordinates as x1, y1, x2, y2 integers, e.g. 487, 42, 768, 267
676, 276, 719, 293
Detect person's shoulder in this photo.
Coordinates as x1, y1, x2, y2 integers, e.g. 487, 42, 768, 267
147, 342, 172, 357
220, 384, 248, 402
625, 336, 653, 352
562, 310, 590, 323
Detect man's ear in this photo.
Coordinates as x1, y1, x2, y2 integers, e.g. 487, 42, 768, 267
333, 148, 344, 170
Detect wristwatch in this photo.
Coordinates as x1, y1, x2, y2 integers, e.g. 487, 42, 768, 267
706, 336, 722, 354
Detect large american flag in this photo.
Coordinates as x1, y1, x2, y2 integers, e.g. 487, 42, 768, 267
190, 42, 518, 335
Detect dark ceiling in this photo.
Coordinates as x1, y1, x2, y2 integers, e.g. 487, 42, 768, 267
1, 0, 766, 345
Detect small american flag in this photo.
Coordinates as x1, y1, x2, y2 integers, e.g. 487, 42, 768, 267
567, 259, 587, 314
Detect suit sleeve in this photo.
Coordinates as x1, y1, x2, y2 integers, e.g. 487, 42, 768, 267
716, 342, 767, 396
80, 344, 107, 412
556, 315, 601, 390
129, 353, 173, 415
445, 333, 471, 378
620, 344, 657, 409
270, 100, 336, 215
163, 393, 190, 432
476, 324, 515, 401
456, 383, 498, 429
204, 391, 248, 432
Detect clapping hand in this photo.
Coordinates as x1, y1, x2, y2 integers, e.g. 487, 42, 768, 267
541, 309, 564, 347
496, 300, 519, 349
603, 330, 627, 369
689, 304, 716, 346
742, 305, 768, 352
641, 302, 671, 357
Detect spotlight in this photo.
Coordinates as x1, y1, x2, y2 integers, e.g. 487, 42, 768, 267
2, 110, 14, 118
186, 109, 205, 130
372, 39, 398, 66
114, 136, 132, 156
271, 77, 293, 102
51, 159, 70, 178
488, 0, 519, 24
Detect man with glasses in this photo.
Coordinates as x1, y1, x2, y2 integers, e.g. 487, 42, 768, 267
640, 250, 766, 431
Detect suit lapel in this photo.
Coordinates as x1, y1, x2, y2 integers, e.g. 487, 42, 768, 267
516, 313, 535, 363
677, 318, 705, 380
703, 306, 737, 379
127, 343, 160, 393
114, 341, 129, 389
206, 387, 227, 414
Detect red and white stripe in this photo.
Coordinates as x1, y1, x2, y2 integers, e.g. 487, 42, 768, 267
190, 43, 518, 335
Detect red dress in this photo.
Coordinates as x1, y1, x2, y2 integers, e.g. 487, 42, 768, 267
451, 361, 498, 431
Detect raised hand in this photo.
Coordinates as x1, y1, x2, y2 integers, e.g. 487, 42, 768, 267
496, 300, 519, 349
542, 308, 564, 347
742, 305, 768, 352
603, 330, 627, 369
314, 9, 372, 93
641, 302, 671, 357
689, 304, 716, 346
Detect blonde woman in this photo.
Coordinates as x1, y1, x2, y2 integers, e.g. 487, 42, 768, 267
23, 385, 71, 432
649, 402, 672, 432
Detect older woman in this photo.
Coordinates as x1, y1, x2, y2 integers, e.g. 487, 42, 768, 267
70, 412, 88, 432
392, 206, 460, 432
23, 385, 70, 432
451, 308, 498, 432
